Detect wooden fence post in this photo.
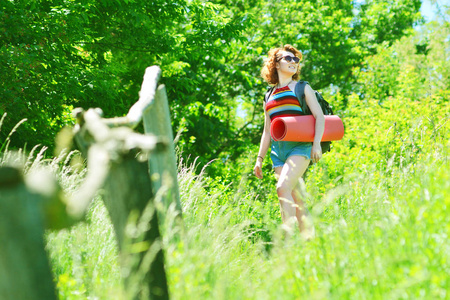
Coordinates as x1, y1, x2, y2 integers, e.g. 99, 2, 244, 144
0, 65, 179, 300
102, 66, 182, 218
71, 108, 169, 300
143, 84, 181, 215
0, 165, 58, 300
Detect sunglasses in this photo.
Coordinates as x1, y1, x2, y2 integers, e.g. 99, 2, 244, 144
278, 56, 300, 64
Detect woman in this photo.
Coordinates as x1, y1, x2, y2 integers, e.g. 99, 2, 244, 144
253, 44, 325, 237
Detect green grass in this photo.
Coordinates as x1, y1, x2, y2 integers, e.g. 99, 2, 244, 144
40, 143, 449, 299
46, 199, 123, 300
2, 99, 449, 299
3, 104, 447, 299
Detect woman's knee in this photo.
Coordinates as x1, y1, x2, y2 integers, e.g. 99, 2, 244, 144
276, 183, 293, 197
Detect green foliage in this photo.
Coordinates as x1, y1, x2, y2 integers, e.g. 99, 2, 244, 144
1, 0, 424, 174
44, 127, 449, 299
306, 17, 450, 199
3, 5, 450, 298
1, 1, 83, 147
199, 0, 424, 174
43, 20, 450, 297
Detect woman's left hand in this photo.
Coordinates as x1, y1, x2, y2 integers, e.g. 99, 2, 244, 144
311, 143, 322, 163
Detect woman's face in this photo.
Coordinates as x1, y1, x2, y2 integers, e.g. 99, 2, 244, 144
276, 50, 299, 76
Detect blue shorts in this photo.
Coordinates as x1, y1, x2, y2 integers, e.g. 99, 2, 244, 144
270, 140, 312, 168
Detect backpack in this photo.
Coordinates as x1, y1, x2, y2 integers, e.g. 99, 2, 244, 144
264, 80, 334, 154
294, 80, 333, 154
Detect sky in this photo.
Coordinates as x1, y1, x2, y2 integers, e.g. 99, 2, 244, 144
421, 0, 448, 22
421, 0, 436, 22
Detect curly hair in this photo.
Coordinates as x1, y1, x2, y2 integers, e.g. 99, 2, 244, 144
261, 44, 302, 85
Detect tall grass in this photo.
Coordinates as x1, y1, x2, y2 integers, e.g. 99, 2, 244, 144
2, 107, 449, 298
0, 113, 27, 155
41, 125, 449, 299
164, 143, 449, 299
3, 109, 448, 299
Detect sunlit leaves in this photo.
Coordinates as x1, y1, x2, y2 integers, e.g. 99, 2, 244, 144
0, 0, 424, 173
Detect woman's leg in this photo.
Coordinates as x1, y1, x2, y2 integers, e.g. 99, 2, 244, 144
292, 181, 315, 237
274, 155, 310, 232
274, 166, 291, 226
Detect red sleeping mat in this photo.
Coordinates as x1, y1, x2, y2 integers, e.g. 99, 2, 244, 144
271, 115, 344, 142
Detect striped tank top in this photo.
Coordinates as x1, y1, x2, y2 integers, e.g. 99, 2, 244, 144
265, 85, 303, 122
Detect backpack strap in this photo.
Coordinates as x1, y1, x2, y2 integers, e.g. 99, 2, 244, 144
264, 86, 275, 103
294, 80, 311, 115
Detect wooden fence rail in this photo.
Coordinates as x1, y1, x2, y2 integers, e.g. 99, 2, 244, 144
0, 66, 180, 300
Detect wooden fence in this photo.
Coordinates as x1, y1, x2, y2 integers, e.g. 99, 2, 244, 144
0, 66, 181, 300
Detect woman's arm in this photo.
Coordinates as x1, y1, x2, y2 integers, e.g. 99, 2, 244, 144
304, 84, 325, 163
254, 104, 271, 179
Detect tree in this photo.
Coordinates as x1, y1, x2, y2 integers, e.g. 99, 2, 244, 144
200, 0, 423, 174
1, 0, 423, 175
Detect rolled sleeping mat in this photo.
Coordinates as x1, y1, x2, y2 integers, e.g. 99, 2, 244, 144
271, 115, 344, 142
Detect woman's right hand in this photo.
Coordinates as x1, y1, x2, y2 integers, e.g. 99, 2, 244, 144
253, 160, 263, 179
